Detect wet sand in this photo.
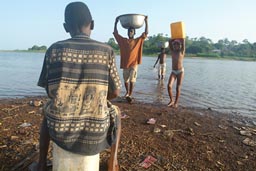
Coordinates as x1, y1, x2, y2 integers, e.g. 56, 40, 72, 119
0, 96, 255, 171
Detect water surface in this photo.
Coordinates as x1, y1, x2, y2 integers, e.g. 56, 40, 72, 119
134, 57, 256, 118
0, 52, 255, 118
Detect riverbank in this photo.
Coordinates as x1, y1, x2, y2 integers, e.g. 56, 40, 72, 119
1, 50, 255, 62
0, 50, 46, 53
0, 96, 255, 171
187, 55, 256, 62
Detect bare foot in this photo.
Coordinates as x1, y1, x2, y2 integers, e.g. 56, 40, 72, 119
126, 96, 133, 103
173, 103, 178, 108
167, 101, 174, 107
124, 93, 129, 97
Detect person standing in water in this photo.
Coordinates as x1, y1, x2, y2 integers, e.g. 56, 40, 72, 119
167, 39, 185, 108
153, 47, 167, 80
113, 15, 148, 103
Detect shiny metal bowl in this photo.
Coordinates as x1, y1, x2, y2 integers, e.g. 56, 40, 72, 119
118, 14, 145, 29
157, 41, 169, 48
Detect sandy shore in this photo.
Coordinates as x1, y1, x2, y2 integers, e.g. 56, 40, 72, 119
0, 96, 255, 171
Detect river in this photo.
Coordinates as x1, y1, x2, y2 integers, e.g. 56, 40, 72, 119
0, 52, 255, 118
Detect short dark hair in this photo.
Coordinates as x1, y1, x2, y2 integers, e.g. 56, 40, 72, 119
64, 2, 92, 31
128, 27, 136, 35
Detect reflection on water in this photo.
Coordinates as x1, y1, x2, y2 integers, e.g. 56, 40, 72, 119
154, 79, 165, 104
120, 57, 256, 118
0, 52, 256, 118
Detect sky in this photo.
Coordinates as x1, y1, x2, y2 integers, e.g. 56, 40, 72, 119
0, 0, 256, 50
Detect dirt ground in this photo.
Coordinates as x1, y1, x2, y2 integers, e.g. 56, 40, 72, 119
0, 96, 256, 171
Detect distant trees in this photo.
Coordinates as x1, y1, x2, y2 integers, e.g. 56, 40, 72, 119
28, 45, 47, 51
143, 34, 169, 54
107, 38, 119, 51
106, 34, 256, 59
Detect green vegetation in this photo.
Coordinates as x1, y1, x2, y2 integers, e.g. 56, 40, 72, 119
2, 36, 256, 61
107, 34, 256, 61
28, 45, 47, 51
0, 45, 47, 53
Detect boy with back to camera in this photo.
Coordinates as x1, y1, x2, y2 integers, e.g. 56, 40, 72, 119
153, 47, 167, 80
33, 2, 121, 171
167, 39, 185, 108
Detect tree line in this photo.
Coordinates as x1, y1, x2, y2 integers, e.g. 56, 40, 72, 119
28, 45, 47, 51
107, 34, 256, 59
28, 34, 256, 60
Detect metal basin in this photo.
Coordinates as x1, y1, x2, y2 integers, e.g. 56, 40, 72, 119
157, 41, 169, 48
118, 14, 145, 29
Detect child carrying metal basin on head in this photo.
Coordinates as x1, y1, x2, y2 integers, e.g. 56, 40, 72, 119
113, 14, 148, 103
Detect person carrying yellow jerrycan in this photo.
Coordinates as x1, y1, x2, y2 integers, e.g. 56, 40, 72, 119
167, 21, 186, 108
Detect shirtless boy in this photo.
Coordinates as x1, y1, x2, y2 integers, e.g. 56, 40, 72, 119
153, 47, 167, 80
167, 39, 185, 108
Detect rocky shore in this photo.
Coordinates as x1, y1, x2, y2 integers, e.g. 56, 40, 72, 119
0, 96, 255, 171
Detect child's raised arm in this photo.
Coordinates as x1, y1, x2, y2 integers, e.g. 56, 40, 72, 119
168, 39, 174, 51
153, 54, 160, 68
181, 38, 185, 54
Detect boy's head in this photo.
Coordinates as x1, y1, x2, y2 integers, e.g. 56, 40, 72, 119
128, 27, 136, 39
63, 2, 94, 36
172, 39, 182, 51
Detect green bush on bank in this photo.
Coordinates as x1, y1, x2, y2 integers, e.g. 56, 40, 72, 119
196, 53, 220, 58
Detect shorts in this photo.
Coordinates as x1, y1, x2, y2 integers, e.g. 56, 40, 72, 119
107, 103, 121, 145
172, 67, 184, 76
158, 63, 166, 75
123, 65, 138, 83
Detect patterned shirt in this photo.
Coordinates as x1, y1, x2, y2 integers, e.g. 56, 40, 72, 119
113, 32, 147, 69
38, 34, 121, 155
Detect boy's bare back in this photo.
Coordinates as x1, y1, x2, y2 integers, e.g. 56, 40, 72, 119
159, 52, 167, 64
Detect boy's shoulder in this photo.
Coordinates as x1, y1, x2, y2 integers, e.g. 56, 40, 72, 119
91, 38, 112, 47
49, 38, 72, 47
90, 38, 115, 52
47, 38, 114, 54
